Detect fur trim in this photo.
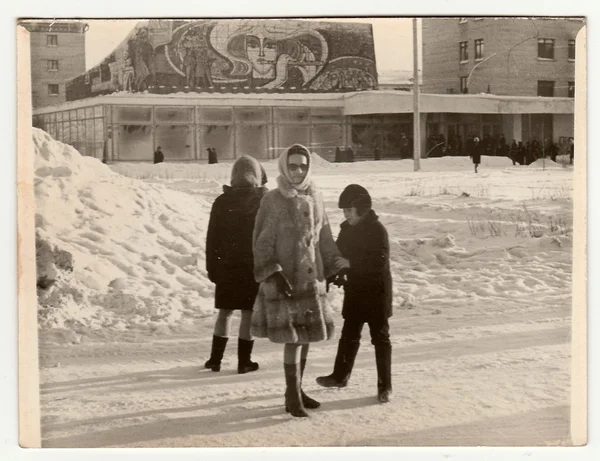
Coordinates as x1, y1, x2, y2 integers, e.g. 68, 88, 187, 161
276, 175, 317, 199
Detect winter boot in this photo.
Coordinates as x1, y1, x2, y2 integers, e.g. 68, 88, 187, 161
316, 339, 360, 388
375, 342, 393, 403
284, 363, 309, 417
299, 359, 320, 409
204, 335, 229, 372
237, 338, 259, 374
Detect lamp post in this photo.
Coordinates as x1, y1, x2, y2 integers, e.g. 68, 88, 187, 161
465, 53, 497, 93
412, 18, 421, 171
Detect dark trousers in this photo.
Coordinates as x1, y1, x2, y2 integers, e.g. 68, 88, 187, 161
340, 315, 391, 347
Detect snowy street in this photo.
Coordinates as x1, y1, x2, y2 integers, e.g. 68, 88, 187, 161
33, 129, 574, 447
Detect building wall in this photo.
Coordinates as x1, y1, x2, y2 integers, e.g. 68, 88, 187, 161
553, 113, 574, 140
422, 18, 584, 96
25, 22, 87, 108
422, 18, 460, 94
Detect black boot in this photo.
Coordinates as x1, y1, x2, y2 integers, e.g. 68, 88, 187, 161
299, 359, 320, 409
284, 363, 309, 417
375, 342, 392, 403
237, 338, 259, 374
204, 335, 228, 372
316, 339, 360, 388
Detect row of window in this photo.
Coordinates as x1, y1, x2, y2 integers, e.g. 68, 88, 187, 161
459, 38, 575, 62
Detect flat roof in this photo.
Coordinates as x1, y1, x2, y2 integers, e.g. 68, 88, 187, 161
32, 90, 575, 116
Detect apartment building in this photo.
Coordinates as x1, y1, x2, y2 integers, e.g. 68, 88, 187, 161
422, 17, 584, 97
21, 20, 87, 108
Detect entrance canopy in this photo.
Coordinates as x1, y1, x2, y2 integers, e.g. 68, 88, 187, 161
343, 91, 575, 115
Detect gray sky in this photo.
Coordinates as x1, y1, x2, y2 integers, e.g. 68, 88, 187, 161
84, 18, 420, 72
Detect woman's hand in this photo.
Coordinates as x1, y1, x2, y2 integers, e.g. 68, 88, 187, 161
269, 271, 293, 298
334, 257, 350, 272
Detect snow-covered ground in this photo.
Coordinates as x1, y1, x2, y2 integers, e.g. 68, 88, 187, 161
33, 128, 574, 447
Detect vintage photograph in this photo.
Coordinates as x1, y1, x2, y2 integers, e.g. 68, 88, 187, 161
18, 16, 585, 448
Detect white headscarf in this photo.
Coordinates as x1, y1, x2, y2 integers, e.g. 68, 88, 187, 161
277, 144, 312, 192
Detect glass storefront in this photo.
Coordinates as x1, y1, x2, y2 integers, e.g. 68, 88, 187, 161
33, 104, 347, 162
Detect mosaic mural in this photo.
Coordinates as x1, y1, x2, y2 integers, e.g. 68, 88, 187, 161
66, 19, 377, 100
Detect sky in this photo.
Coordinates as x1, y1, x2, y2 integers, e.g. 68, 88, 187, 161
83, 18, 419, 72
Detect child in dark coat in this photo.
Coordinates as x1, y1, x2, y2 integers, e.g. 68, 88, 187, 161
205, 155, 267, 373
317, 184, 393, 403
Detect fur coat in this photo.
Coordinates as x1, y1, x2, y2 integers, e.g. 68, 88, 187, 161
251, 176, 340, 343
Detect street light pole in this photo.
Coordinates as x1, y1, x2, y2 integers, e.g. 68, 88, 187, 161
412, 18, 421, 171
466, 53, 497, 93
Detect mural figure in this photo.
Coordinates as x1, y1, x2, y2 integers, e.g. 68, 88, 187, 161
208, 21, 329, 89
180, 28, 215, 88
128, 27, 156, 91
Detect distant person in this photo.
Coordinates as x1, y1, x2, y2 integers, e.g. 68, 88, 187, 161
518, 141, 526, 166
470, 137, 482, 173
570, 140, 574, 165
335, 147, 342, 163
316, 184, 393, 404
510, 140, 518, 165
205, 155, 268, 373
346, 146, 355, 163
208, 147, 218, 164
153, 146, 164, 164
373, 145, 381, 161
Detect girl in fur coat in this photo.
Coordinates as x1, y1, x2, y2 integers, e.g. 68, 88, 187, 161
205, 155, 268, 374
252, 144, 342, 417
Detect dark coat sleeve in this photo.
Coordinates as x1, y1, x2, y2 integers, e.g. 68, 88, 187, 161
206, 199, 221, 284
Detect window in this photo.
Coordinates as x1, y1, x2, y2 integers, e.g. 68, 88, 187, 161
459, 41, 469, 62
460, 76, 468, 94
47, 60, 59, 72
46, 35, 58, 47
537, 80, 555, 97
538, 39, 555, 59
474, 39, 484, 60
568, 40, 576, 60
568, 81, 575, 98
48, 84, 59, 96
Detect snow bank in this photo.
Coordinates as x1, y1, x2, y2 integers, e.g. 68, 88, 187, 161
34, 128, 217, 340
529, 158, 563, 169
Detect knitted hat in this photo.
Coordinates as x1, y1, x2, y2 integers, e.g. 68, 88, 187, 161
338, 184, 372, 209
230, 155, 262, 187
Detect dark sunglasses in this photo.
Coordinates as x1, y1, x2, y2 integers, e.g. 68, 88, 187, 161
288, 163, 309, 173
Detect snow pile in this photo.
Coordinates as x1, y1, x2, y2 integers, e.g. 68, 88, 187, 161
528, 158, 563, 169
34, 128, 217, 339
311, 152, 335, 169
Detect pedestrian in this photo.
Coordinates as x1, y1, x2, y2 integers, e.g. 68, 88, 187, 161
205, 155, 268, 373
510, 140, 518, 165
373, 145, 381, 161
208, 147, 218, 164
316, 184, 393, 404
251, 144, 342, 418
470, 137, 482, 173
570, 140, 574, 165
153, 146, 164, 164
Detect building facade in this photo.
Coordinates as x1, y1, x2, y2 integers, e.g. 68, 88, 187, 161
422, 17, 584, 97
21, 21, 87, 109
30, 19, 576, 164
